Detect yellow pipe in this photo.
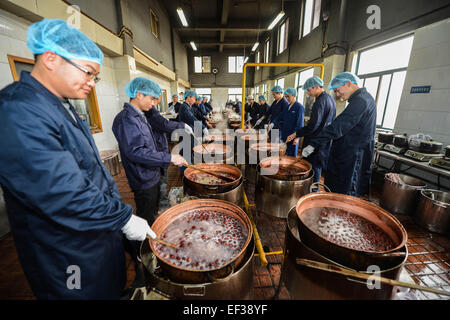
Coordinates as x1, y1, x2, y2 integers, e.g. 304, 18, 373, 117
254, 250, 283, 257
242, 189, 268, 267
241, 63, 325, 129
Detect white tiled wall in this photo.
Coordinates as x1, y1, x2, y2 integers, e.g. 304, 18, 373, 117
394, 18, 450, 147
0, 9, 33, 89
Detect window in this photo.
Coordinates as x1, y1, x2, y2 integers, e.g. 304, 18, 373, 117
264, 40, 270, 63
228, 56, 244, 73
7, 54, 103, 133
150, 9, 160, 39
195, 88, 211, 100
262, 83, 267, 97
276, 78, 285, 89
194, 56, 211, 73
228, 88, 242, 102
278, 19, 289, 54
355, 35, 414, 129
157, 89, 168, 112
301, 0, 321, 38
256, 51, 260, 70
295, 68, 314, 105
255, 86, 260, 94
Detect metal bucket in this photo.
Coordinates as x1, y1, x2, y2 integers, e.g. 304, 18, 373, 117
140, 237, 255, 300
255, 160, 314, 218
281, 207, 407, 300
184, 178, 244, 206
99, 150, 120, 176
380, 174, 426, 215
415, 189, 450, 234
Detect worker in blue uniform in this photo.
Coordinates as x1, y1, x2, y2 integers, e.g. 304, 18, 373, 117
254, 95, 269, 129
302, 72, 376, 197
279, 88, 304, 157
0, 19, 155, 299
168, 94, 181, 120
286, 76, 336, 185
113, 77, 187, 226
203, 97, 213, 113
178, 90, 209, 165
144, 100, 192, 212
193, 96, 212, 129
254, 86, 289, 131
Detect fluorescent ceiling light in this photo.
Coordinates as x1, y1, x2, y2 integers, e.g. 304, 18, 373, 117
244, 56, 249, 63
251, 42, 259, 52
267, 11, 285, 30
190, 41, 197, 51
177, 7, 188, 27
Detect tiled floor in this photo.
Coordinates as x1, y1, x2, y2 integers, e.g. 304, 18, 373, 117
0, 151, 449, 300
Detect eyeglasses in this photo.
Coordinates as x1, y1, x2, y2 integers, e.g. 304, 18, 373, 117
62, 57, 101, 83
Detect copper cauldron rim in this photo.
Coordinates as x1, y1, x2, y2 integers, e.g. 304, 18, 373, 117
150, 199, 253, 274
184, 163, 242, 188
295, 192, 408, 254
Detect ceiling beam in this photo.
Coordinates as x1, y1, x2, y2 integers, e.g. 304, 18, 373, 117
177, 26, 266, 32
220, 0, 231, 52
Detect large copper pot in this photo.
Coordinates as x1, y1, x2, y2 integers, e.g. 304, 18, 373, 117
258, 156, 312, 180
192, 143, 233, 164
140, 237, 255, 299
255, 157, 314, 218
295, 193, 408, 270
245, 143, 287, 185
150, 199, 253, 284
281, 207, 407, 300
183, 164, 243, 205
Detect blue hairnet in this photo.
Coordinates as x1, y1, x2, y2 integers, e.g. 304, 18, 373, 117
202, 96, 208, 99
328, 72, 360, 90
303, 76, 324, 90
184, 90, 197, 99
125, 77, 161, 98
284, 88, 297, 96
258, 95, 266, 101
172, 94, 178, 98
271, 85, 283, 93
27, 19, 104, 66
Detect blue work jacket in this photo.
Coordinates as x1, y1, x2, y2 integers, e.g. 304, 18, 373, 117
280, 101, 304, 156
296, 91, 336, 168
310, 88, 376, 196
112, 104, 171, 191
267, 97, 289, 129
144, 107, 184, 153
179, 102, 205, 130
0, 72, 132, 299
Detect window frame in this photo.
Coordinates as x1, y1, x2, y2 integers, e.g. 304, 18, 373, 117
354, 35, 414, 129
300, 0, 321, 38
264, 39, 270, 63
228, 56, 245, 73
278, 18, 289, 55
194, 56, 211, 73
150, 8, 160, 39
7, 54, 103, 134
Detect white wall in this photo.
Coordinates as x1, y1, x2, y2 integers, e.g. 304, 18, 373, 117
0, 9, 32, 89
394, 18, 450, 147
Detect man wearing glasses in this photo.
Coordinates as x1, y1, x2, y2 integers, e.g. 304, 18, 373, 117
301, 72, 376, 197
0, 19, 153, 299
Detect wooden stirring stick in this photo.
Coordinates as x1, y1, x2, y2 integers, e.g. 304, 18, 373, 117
147, 235, 178, 249
296, 258, 450, 297
186, 164, 235, 182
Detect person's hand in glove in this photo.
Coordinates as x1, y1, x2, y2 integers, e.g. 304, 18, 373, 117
202, 127, 209, 137
302, 145, 315, 158
184, 124, 193, 136
286, 132, 297, 143
267, 123, 274, 132
255, 118, 262, 126
171, 154, 188, 167
122, 214, 156, 241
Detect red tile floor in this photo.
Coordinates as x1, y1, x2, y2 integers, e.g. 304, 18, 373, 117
0, 163, 449, 300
